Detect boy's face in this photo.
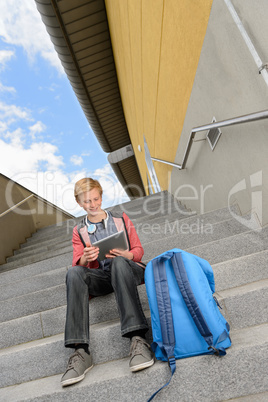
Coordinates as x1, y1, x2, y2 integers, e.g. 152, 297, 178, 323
77, 188, 102, 216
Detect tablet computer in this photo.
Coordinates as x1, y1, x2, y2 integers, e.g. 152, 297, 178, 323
92, 230, 128, 261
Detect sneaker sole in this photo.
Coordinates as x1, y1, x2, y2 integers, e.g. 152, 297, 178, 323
61, 364, 93, 387
130, 358, 155, 372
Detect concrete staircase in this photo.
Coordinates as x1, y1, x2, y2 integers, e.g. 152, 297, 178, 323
0, 191, 267, 401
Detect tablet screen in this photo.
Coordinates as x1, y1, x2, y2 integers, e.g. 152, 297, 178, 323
92, 230, 128, 260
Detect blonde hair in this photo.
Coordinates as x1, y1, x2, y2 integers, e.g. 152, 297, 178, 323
74, 178, 103, 202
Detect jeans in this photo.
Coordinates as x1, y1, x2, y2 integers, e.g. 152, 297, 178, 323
64, 256, 149, 348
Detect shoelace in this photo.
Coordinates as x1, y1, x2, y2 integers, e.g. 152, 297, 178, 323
130, 337, 148, 356
66, 351, 85, 372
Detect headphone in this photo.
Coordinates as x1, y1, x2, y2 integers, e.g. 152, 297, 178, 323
86, 210, 109, 234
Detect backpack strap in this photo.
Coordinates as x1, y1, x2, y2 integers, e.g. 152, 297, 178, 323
170, 252, 229, 356
76, 217, 91, 247
147, 255, 177, 401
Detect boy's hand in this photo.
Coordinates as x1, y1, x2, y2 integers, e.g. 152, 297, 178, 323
105, 248, 134, 260
83, 244, 99, 262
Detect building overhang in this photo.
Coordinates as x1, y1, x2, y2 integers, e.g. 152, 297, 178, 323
35, 0, 145, 198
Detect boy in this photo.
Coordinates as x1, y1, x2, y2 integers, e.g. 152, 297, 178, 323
61, 178, 154, 386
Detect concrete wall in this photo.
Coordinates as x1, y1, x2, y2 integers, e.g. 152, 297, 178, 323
0, 175, 73, 264
105, 0, 213, 192
170, 0, 268, 226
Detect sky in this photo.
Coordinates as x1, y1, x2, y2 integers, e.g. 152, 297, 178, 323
0, 0, 129, 217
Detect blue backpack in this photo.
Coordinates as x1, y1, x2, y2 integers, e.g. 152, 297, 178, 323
145, 249, 231, 401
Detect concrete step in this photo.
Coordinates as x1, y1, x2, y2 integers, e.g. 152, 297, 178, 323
107, 190, 182, 213
213, 249, 268, 291
0, 245, 73, 271
26, 205, 188, 245
23, 207, 186, 248
14, 233, 72, 255
224, 392, 268, 401
216, 279, 268, 330
144, 226, 268, 264
5, 244, 266, 303
112, 200, 189, 220
0, 253, 72, 283
22, 216, 81, 237
0, 283, 66, 324
1, 219, 267, 290
26, 193, 185, 242
1, 273, 267, 350
0, 266, 68, 302
20, 205, 237, 251
108, 190, 169, 209
112, 206, 192, 222
19, 232, 72, 251
2, 221, 267, 308
1, 323, 267, 401
26, 195, 178, 243
0, 305, 65, 350
20, 209, 191, 252
7, 239, 71, 263
9, 207, 241, 263
25, 224, 75, 244
0, 283, 148, 326
0, 199, 267, 401
0, 310, 152, 388
0, 287, 145, 350
187, 226, 268, 267
0, 221, 258, 321
140, 216, 248, 247
133, 205, 236, 226
4, 206, 247, 268
22, 198, 188, 247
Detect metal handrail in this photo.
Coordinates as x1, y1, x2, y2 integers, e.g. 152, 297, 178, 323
151, 109, 268, 170
0, 194, 35, 219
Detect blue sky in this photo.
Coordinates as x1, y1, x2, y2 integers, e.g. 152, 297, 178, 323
0, 0, 128, 216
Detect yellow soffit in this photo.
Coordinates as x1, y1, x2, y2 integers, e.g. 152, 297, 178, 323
105, 0, 214, 191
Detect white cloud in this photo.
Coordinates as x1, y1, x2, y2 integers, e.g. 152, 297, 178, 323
3, 127, 25, 148
0, 49, 15, 70
0, 137, 64, 176
0, 0, 63, 73
0, 82, 16, 93
0, 100, 64, 180
29, 121, 46, 139
0, 101, 32, 131
70, 155, 83, 166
